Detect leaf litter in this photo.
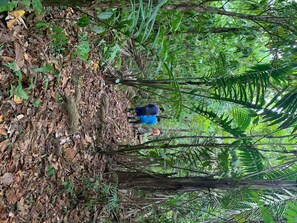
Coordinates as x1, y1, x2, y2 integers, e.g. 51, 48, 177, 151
0, 7, 136, 222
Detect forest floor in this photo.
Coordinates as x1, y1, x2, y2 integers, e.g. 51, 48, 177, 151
0, 8, 137, 222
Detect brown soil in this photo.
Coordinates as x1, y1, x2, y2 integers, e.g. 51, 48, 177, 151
0, 8, 136, 222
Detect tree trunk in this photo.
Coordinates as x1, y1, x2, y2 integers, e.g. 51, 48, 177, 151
164, 3, 290, 25
117, 172, 297, 191
42, 0, 158, 7
42, 0, 94, 7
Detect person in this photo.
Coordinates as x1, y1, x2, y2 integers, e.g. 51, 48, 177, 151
136, 126, 161, 136
128, 115, 160, 125
127, 104, 164, 116
135, 127, 161, 143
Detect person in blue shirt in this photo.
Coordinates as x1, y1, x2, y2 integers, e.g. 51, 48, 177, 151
127, 104, 164, 116
128, 115, 160, 125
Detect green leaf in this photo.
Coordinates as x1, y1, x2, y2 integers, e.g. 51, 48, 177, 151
20, 0, 31, 8
32, 0, 42, 15
74, 33, 90, 61
16, 83, 29, 100
33, 99, 41, 108
35, 21, 48, 27
34, 64, 55, 73
0, 1, 18, 12
92, 25, 105, 34
47, 165, 56, 177
77, 17, 90, 27
97, 11, 113, 20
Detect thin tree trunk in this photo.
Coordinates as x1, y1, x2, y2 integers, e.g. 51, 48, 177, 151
117, 172, 297, 191
164, 2, 296, 34
164, 3, 289, 24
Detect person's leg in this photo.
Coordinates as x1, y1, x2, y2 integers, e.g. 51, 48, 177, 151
126, 108, 135, 112
135, 107, 145, 116
129, 120, 141, 124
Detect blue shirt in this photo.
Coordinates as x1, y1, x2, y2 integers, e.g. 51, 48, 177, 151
139, 115, 157, 125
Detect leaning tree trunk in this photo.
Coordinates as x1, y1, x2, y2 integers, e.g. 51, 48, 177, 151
42, 0, 159, 7
117, 172, 297, 192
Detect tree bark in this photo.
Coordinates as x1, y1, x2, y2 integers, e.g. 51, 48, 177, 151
164, 3, 290, 25
117, 172, 297, 191
42, 0, 158, 7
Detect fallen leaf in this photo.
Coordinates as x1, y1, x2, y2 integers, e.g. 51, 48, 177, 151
84, 134, 93, 144
93, 62, 99, 71
5, 188, 19, 205
0, 139, 9, 152
0, 115, 3, 122
13, 95, 22, 104
6, 10, 25, 30
15, 41, 25, 68
0, 173, 14, 186
15, 114, 24, 121
0, 127, 8, 136
63, 147, 76, 161
1, 56, 14, 62
0, 31, 15, 43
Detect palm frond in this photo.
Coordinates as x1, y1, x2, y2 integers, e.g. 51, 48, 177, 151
193, 102, 245, 136
237, 147, 265, 179
230, 107, 251, 131
263, 88, 297, 133
210, 64, 293, 106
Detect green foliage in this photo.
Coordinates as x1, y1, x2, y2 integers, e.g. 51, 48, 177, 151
31, 0, 42, 15
63, 179, 74, 195
0, 0, 17, 12
77, 17, 91, 27
47, 165, 56, 177
50, 26, 68, 47
194, 102, 245, 136
263, 88, 297, 133
285, 202, 297, 223
4, 61, 29, 100
230, 107, 251, 131
74, 33, 90, 62
0, 0, 42, 14
238, 146, 265, 179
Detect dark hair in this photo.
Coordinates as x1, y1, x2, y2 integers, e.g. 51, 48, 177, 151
159, 107, 165, 112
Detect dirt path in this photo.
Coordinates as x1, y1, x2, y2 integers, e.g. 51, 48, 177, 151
0, 9, 135, 222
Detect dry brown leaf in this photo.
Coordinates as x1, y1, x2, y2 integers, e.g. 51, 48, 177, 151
6, 10, 25, 30
0, 127, 8, 136
0, 173, 14, 186
63, 147, 76, 161
0, 31, 15, 43
1, 56, 14, 62
5, 188, 19, 205
0, 139, 9, 152
0, 203, 9, 221
13, 95, 22, 104
14, 41, 25, 68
